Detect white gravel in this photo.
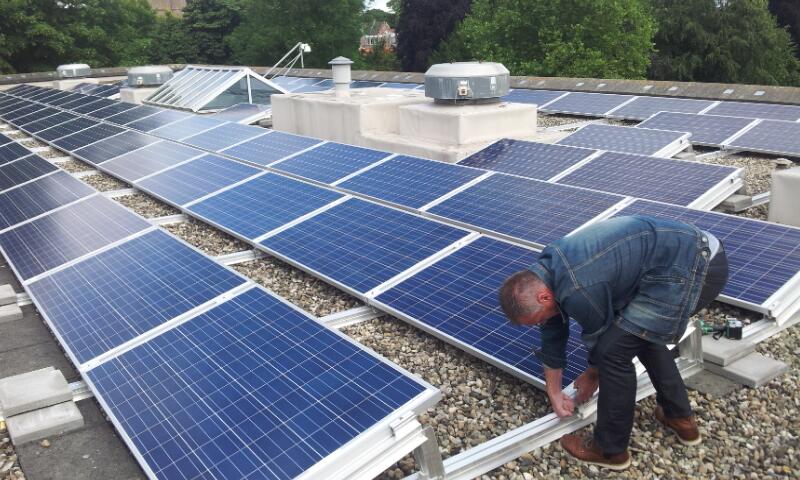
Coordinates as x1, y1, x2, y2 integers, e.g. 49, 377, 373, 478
58, 159, 94, 173
114, 193, 180, 218
537, 114, 593, 128
163, 218, 250, 257
19, 138, 45, 149
0, 420, 23, 480
80, 173, 129, 192
35, 148, 65, 159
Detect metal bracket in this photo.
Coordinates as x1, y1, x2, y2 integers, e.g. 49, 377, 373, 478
412, 426, 445, 480
319, 305, 383, 329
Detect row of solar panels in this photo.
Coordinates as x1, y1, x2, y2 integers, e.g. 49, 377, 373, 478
70, 82, 121, 98
0, 128, 440, 479
3, 80, 799, 385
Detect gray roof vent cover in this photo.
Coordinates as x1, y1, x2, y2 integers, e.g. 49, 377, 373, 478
424, 62, 510, 104
128, 66, 174, 87
56, 64, 91, 79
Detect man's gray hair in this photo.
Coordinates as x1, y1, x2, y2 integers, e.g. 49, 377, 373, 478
498, 270, 545, 325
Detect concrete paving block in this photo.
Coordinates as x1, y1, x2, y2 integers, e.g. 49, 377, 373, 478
6, 401, 84, 445
702, 336, 756, 366
0, 303, 23, 324
705, 352, 789, 388
0, 367, 71, 417
0, 284, 15, 306
686, 370, 742, 398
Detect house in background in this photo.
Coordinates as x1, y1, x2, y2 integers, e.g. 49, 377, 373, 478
360, 21, 397, 53
148, 0, 186, 16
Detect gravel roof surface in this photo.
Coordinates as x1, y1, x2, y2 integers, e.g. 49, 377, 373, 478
163, 218, 250, 257
19, 138, 45, 149
114, 193, 180, 218
80, 173, 129, 192
537, 114, 594, 128
35, 148, 65, 159
58, 159, 94, 173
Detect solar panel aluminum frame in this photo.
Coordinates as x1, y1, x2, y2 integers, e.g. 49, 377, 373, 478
720, 118, 800, 158
638, 112, 759, 148
79, 284, 441, 480
541, 92, 637, 116
684, 167, 744, 211
566, 124, 693, 158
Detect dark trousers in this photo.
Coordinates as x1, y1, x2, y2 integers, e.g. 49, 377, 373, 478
592, 248, 729, 455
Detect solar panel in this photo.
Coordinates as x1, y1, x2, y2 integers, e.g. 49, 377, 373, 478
20, 111, 79, 135
556, 152, 738, 206
103, 141, 204, 183
60, 95, 104, 110
86, 286, 431, 480
0, 172, 94, 230
189, 173, 345, 240
88, 102, 138, 119
126, 109, 191, 132
0, 134, 12, 147
457, 139, 595, 181
72, 130, 159, 165
209, 103, 270, 123
37, 117, 99, 142
351, 80, 384, 88
48, 93, 87, 107
379, 82, 419, 89
150, 116, 227, 141
427, 174, 623, 247
13, 107, 60, 126
707, 101, 800, 121
28, 229, 247, 364
104, 105, 162, 126
0, 195, 150, 281
182, 123, 266, 151
557, 123, 690, 156
222, 131, 321, 166
608, 96, 715, 121
0, 155, 58, 191
614, 200, 800, 307
338, 155, 486, 209
29, 90, 70, 103
637, 112, 756, 146
725, 120, 800, 157
137, 154, 260, 206
374, 237, 586, 386
261, 198, 470, 294
0, 99, 28, 115
4, 104, 48, 122
271, 142, 391, 184
501, 89, 567, 107
543, 92, 635, 116
52, 124, 126, 153
71, 97, 117, 114
0, 142, 32, 166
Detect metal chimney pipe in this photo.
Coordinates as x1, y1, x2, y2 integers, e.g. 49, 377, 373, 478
329, 56, 353, 97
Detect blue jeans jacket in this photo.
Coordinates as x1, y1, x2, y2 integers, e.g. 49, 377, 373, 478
529, 215, 712, 370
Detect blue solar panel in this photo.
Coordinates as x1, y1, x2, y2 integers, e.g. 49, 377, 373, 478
0, 196, 150, 281
637, 112, 756, 146
126, 109, 191, 132
13, 107, 60, 126
614, 200, 800, 306
53, 124, 127, 153
28, 229, 247, 364
60, 95, 103, 110
86, 286, 429, 480
88, 102, 138, 119
0, 155, 58, 191
4, 104, 48, 122
0, 134, 12, 147
428, 174, 624, 247
150, 116, 227, 141
137, 154, 260, 206
458, 139, 595, 181
726, 120, 800, 157
338, 155, 486, 209
19, 112, 79, 134
30, 90, 70, 103
375, 237, 586, 386
0, 143, 32, 166
707, 101, 800, 121
209, 103, 270, 123
380, 82, 419, 89
71, 98, 117, 114
608, 96, 715, 121
262, 199, 470, 293
557, 152, 738, 206
0, 172, 94, 230
189, 173, 344, 240
501, 89, 567, 107
0, 100, 28, 115
72, 130, 159, 165
182, 123, 266, 151
351, 80, 383, 88
222, 131, 322, 166
103, 141, 203, 183
48, 93, 86, 107
37, 117, 99, 142
557, 123, 689, 156
104, 105, 163, 126
543, 92, 634, 116
271, 142, 390, 184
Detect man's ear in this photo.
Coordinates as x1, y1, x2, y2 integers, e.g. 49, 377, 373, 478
536, 288, 554, 308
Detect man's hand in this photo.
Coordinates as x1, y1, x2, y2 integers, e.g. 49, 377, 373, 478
548, 390, 575, 417
574, 367, 599, 404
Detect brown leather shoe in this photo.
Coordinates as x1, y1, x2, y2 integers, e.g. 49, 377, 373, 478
655, 405, 701, 445
559, 433, 631, 470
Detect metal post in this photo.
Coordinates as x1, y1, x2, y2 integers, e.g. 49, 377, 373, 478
412, 426, 445, 480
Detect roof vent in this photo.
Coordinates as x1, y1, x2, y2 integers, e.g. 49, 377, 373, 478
127, 66, 173, 87
56, 64, 91, 79
424, 62, 509, 104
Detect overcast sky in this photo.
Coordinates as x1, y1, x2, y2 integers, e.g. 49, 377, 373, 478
369, 0, 392, 12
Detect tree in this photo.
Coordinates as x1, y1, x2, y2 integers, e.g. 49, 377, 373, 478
229, 0, 363, 68
149, 13, 196, 64
650, 0, 800, 86
395, 0, 471, 72
182, 0, 248, 65
770, 0, 800, 54
432, 0, 655, 79
362, 7, 396, 32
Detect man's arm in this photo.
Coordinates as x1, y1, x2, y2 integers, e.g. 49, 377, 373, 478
544, 367, 574, 417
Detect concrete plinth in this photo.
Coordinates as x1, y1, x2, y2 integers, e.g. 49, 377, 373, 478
6, 401, 84, 445
120, 87, 159, 105
705, 352, 788, 388
52, 78, 97, 91
0, 367, 71, 417
0, 303, 23, 324
0, 284, 15, 306
702, 336, 756, 366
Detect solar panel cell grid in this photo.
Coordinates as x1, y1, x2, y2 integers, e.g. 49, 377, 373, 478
609, 96, 716, 121
261, 198, 470, 293
104, 106, 163, 126
126, 109, 191, 132
637, 112, 755, 146
707, 101, 800, 121
0, 142, 32, 166
182, 123, 266, 151
71, 98, 117, 114
501, 89, 567, 107
223, 131, 321, 166
72, 130, 159, 165
20, 112, 80, 134
272, 142, 390, 184
28, 229, 247, 364
13, 107, 60, 126
543, 92, 634, 116
103, 141, 203, 183
4, 104, 48, 122
0, 155, 58, 191
150, 116, 227, 141
37, 117, 99, 142
89, 102, 138, 119
87, 286, 428, 480
48, 93, 87, 107
457, 139, 595, 181
189, 173, 344, 240
726, 120, 800, 156
53, 124, 126, 153
0, 171, 94, 230
557, 123, 689, 156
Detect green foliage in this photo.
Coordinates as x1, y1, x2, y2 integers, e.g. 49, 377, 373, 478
433, 0, 655, 79
149, 13, 196, 64
650, 0, 800, 86
182, 0, 248, 64
769, 0, 800, 56
229, 0, 363, 68
362, 7, 396, 33
395, 0, 472, 72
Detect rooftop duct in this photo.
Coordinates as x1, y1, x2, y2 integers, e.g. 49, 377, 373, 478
56, 64, 91, 79
424, 62, 510, 104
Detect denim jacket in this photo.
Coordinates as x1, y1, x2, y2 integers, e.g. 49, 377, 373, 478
529, 215, 712, 370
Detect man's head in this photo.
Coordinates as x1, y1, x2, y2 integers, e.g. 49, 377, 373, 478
499, 270, 559, 326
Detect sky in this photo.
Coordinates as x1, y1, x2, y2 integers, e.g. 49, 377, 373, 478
369, 0, 392, 12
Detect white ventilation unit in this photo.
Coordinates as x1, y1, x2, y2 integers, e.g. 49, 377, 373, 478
424, 62, 510, 104
127, 66, 173, 87
56, 64, 91, 79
